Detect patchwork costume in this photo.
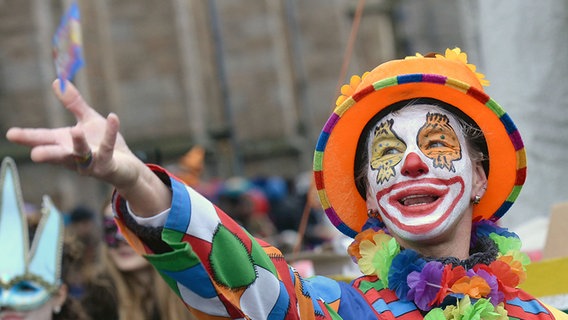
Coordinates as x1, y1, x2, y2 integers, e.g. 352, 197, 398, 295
114, 49, 568, 319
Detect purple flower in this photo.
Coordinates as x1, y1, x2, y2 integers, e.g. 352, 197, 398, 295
388, 250, 426, 298
407, 261, 444, 311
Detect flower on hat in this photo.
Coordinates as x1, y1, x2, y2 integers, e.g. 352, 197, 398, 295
335, 72, 369, 106
405, 47, 490, 87
436, 48, 490, 87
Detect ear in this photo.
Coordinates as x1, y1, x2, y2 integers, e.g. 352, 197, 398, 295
471, 162, 487, 200
51, 284, 68, 313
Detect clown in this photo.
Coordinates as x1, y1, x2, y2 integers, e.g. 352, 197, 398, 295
364, 105, 482, 245
7, 48, 568, 319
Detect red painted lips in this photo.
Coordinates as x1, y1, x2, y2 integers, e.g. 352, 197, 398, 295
375, 177, 465, 233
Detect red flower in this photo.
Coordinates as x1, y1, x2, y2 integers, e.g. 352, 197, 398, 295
498, 255, 527, 283
432, 265, 467, 305
476, 261, 520, 300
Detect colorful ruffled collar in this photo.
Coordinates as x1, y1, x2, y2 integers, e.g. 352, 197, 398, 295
347, 219, 531, 319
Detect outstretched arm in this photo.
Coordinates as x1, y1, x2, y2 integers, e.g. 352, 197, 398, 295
6, 79, 171, 217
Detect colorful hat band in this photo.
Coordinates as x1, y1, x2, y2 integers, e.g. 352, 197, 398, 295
314, 73, 526, 238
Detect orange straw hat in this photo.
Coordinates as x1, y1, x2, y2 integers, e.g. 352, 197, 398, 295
313, 48, 527, 238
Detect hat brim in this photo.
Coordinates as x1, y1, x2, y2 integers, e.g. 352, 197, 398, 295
314, 74, 526, 238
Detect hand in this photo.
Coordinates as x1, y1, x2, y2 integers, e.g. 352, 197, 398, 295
6, 80, 171, 216
7, 80, 139, 186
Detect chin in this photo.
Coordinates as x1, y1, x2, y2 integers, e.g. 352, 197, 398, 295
115, 256, 149, 272
386, 210, 473, 251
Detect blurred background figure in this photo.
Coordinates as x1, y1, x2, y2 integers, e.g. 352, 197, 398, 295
169, 145, 224, 203
0, 157, 87, 320
67, 205, 99, 246
64, 205, 101, 300
175, 145, 206, 188
215, 176, 277, 241
24, 202, 42, 242
78, 198, 195, 320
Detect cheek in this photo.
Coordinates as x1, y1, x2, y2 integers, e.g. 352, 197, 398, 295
108, 250, 121, 264
23, 302, 53, 320
424, 149, 471, 179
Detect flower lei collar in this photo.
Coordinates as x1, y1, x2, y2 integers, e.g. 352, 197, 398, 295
347, 219, 531, 319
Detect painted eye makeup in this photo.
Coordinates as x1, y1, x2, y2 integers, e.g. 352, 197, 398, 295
376, 144, 404, 157
425, 140, 449, 149
417, 112, 462, 172
383, 147, 401, 155
369, 119, 407, 184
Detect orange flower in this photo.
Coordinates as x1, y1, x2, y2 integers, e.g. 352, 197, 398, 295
450, 275, 491, 299
497, 255, 527, 284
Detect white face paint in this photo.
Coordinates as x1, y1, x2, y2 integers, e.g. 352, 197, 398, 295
366, 105, 474, 241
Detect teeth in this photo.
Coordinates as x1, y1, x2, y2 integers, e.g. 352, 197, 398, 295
399, 195, 437, 206
400, 195, 426, 201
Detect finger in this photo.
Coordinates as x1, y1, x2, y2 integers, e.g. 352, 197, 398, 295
70, 126, 91, 157
97, 113, 120, 163
52, 79, 100, 123
30, 144, 74, 165
70, 125, 94, 169
6, 127, 70, 147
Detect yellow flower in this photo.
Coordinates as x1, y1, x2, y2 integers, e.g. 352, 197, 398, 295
406, 47, 490, 87
335, 72, 369, 106
357, 232, 394, 276
436, 48, 468, 64
436, 47, 490, 87
494, 303, 509, 320
443, 295, 472, 319
405, 52, 425, 59
348, 228, 381, 261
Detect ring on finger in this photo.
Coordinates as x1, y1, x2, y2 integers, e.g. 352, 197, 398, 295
73, 150, 93, 168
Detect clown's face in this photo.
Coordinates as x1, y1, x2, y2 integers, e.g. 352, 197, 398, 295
366, 106, 475, 241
